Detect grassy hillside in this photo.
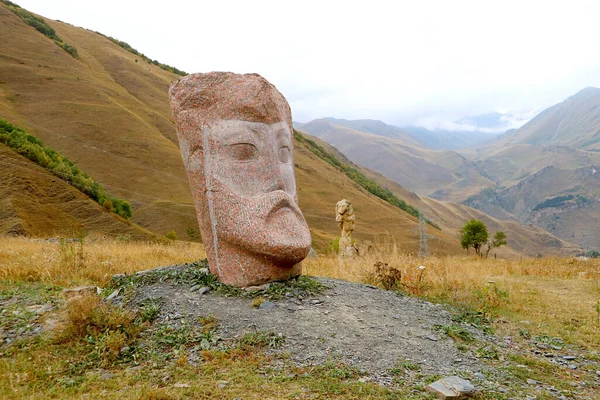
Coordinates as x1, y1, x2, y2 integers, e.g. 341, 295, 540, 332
0, 3, 196, 239
463, 165, 600, 251
0, 143, 155, 239
0, 3, 581, 257
299, 118, 495, 200
0, 118, 132, 219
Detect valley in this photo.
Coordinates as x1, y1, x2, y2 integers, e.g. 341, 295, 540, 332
298, 89, 600, 253
0, 1, 580, 257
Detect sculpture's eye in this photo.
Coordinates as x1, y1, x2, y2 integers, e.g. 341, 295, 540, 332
228, 143, 258, 161
278, 146, 291, 163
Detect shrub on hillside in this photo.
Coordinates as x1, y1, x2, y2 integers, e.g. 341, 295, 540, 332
0, 118, 132, 219
586, 250, 600, 259
165, 230, 178, 241
2, 0, 78, 58
57, 41, 78, 58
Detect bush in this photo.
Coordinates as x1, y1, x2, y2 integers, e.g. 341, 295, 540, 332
57, 41, 78, 58
369, 261, 402, 290
165, 230, 178, 241
586, 250, 600, 259
2, 1, 79, 58
0, 118, 132, 219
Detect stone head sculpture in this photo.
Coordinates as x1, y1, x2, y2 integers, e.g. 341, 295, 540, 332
169, 72, 312, 287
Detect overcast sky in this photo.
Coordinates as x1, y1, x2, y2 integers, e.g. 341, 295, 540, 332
16, 0, 600, 132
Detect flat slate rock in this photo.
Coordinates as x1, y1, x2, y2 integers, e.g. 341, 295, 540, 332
426, 376, 476, 399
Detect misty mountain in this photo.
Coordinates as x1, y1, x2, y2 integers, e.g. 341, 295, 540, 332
307, 118, 422, 147
482, 87, 600, 151
402, 126, 499, 150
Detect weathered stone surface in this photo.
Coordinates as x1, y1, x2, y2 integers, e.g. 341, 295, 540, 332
62, 286, 100, 300
169, 72, 311, 287
425, 376, 475, 399
335, 199, 356, 257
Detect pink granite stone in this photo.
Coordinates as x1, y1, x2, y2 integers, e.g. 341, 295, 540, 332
169, 72, 312, 287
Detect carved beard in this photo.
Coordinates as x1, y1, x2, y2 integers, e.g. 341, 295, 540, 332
210, 179, 312, 265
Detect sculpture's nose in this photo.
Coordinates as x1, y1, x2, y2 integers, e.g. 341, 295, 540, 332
263, 175, 285, 193
262, 141, 292, 194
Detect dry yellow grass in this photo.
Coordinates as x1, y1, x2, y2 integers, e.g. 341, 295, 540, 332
1, 236, 599, 398
304, 244, 600, 349
0, 235, 205, 287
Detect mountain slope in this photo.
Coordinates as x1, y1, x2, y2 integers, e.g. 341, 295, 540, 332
0, 4, 195, 238
403, 126, 499, 150
463, 165, 600, 250
301, 134, 581, 258
313, 118, 423, 146
299, 118, 495, 200
0, 143, 155, 239
481, 87, 600, 152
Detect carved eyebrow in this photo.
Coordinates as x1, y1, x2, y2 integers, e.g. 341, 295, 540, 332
217, 127, 257, 145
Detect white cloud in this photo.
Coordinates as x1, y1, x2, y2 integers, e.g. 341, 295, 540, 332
16, 0, 600, 128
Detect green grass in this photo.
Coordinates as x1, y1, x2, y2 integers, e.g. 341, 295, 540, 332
105, 259, 327, 301
294, 130, 440, 230
0, 118, 132, 219
238, 331, 285, 349
435, 324, 475, 342
1, 1, 78, 58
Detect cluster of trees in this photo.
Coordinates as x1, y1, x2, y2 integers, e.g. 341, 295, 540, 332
293, 130, 440, 230
460, 219, 507, 258
2, 0, 78, 58
0, 119, 132, 219
532, 194, 590, 212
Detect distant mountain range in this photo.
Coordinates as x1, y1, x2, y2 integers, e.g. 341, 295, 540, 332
401, 126, 498, 150
295, 117, 505, 151
296, 87, 600, 251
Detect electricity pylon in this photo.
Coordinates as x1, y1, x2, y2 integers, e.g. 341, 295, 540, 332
418, 210, 430, 258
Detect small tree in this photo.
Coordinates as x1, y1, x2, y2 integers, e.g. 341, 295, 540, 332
460, 219, 489, 256
484, 231, 507, 258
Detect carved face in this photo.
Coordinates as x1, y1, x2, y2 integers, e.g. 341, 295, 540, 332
182, 119, 311, 267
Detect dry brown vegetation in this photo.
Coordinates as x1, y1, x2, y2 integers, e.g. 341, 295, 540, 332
304, 245, 600, 350
1, 236, 599, 398
0, 236, 205, 286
